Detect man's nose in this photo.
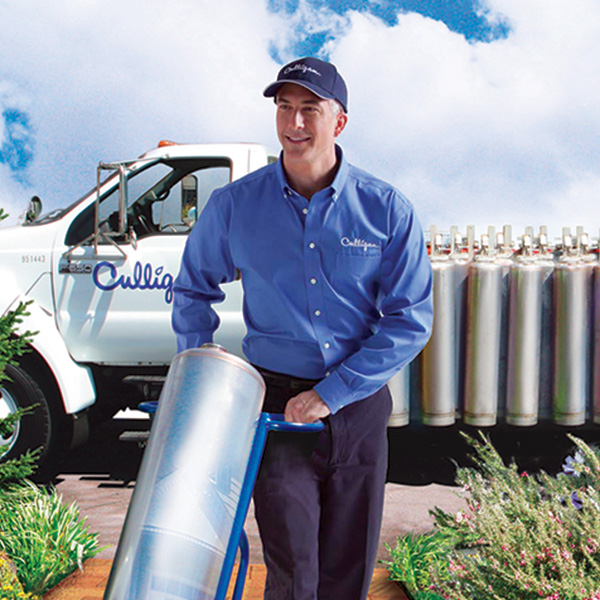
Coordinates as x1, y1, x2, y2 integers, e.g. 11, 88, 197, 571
292, 109, 305, 128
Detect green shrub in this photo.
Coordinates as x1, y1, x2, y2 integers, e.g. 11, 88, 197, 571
0, 300, 36, 386
382, 530, 453, 599
0, 277, 39, 480
0, 405, 41, 483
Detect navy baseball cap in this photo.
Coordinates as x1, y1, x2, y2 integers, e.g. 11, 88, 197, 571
263, 57, 348, 113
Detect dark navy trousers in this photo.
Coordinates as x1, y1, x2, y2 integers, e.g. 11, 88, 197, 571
252, 369, 392, 600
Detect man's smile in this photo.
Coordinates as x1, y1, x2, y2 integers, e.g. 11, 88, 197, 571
284, 133, 311, 144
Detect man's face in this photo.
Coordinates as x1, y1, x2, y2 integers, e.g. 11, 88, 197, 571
275, 83, 347, 169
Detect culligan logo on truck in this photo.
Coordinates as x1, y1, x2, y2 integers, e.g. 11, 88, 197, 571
92, 261, 174, 304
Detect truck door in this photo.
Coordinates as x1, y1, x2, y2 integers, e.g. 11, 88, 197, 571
55, 158, 246, 365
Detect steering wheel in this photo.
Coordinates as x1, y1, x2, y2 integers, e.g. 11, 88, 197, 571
129, 204, 155, 236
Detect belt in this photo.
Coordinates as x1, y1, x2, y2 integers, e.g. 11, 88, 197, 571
253, 365, 320, 391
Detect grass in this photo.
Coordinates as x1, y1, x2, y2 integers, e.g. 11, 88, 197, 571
0, 481, 103, 596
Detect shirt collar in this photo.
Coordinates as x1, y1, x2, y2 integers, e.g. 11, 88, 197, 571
330, 145, 348, 199
275, 144, 349, 202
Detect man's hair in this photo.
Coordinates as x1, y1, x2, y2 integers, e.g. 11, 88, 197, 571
329, 99, 345, 115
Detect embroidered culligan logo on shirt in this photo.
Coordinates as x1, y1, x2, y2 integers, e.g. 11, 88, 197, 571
341, 237, 379, 251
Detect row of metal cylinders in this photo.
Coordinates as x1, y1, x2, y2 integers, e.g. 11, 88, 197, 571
389, 224, 600, 428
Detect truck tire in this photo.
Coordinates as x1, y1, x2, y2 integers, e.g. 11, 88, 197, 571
0, 363, 53, 467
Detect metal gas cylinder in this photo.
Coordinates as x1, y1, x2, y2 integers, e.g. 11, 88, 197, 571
450, 227, 473, 418
533, 230, 556, 421
552, 232, 594, 426
506, 251, 544, 426
419, 233, 458, 426
463, 236, 505, 427
594, 261, 600, 424
387, 366, 410, 427
104, 345, 266, 600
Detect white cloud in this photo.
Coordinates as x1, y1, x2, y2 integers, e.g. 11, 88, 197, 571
0, 0, 280, 214
0, 164, 31, 225
331, 1, 600, 239
0, 0, 599, 244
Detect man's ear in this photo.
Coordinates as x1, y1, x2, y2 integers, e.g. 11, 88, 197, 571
334, 112, 348, 138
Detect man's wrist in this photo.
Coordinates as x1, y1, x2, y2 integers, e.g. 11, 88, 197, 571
314, 371, 352, 414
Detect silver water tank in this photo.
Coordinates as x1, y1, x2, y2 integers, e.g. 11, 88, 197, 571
452, 254, 471, 420
463, 255, 504, 426
419, 254, 457, 426
103, 346, 265, 600
506, 258, 544, 426
553, 259, 594, 425
387, 366, 410, 427
594, 262, 600, 424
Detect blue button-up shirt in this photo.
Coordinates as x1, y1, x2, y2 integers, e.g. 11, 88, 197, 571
172, 147, 433, 414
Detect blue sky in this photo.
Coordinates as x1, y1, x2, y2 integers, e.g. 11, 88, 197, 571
0, 108, 34, 178
268, 0, 511, 61
1, 0, 599, 241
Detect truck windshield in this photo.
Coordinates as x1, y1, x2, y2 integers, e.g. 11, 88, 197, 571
64, 157, 231, 246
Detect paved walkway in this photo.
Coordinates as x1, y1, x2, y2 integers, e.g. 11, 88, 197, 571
55, 476, 464, 564
43, 560, 410, 599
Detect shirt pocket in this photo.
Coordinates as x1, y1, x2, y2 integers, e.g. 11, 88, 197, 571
335, 246, 382, 276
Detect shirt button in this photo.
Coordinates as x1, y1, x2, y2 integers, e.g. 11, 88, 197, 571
309, 242, 316, 249
303, 208, 308, 215
325, 371, 331, 377
310, 278, 317, 285
314, 309, 321, 316
324, 342, 330, 349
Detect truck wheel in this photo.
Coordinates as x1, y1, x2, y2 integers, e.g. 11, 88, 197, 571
0, 364, 52, 466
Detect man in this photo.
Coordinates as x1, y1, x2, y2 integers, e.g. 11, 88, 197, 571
172, 57, 433, 600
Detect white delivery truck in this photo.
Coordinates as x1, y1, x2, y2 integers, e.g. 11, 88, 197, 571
0, 142, 280, 472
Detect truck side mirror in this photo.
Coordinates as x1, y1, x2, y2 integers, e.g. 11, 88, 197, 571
181, 175, 198, 225
25, 196, 42, 222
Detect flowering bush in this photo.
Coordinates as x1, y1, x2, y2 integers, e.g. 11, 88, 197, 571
385, 432, 600, 600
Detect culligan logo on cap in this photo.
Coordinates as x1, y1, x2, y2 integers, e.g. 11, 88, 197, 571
284, 62, 322, 77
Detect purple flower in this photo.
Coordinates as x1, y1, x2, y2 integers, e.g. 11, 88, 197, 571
571, 490, 584, 510
562, 451, 585, 476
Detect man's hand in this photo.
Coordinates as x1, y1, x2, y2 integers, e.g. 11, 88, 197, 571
284, 389, 331, 424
